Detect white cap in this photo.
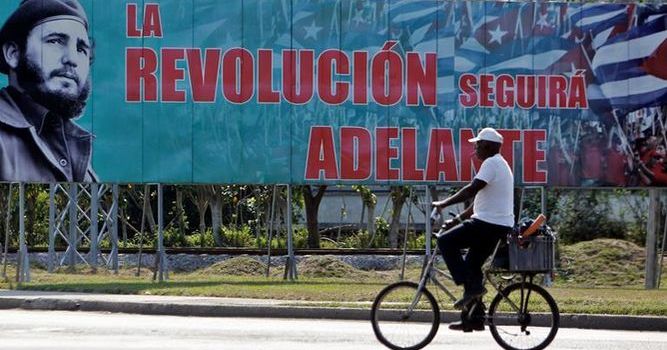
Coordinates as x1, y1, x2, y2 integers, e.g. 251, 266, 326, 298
468, 127, 503, 144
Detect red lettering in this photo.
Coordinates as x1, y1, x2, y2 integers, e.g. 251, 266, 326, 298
222, 48, 254, 104
458, 74, 478, 107
318, 50, 350, 105
402, 128, 424, 181
283, 50, 314, 104
549, 75, 567, 108
537, 75, 547, 108
161, 48, 185, 102
568, 74, 588, 108
376, 128, 399, 180
305, 127, 338, 180
498, 129, 521, 171
126, 48, 157, 102
516, 75, 535, 109
406, 53, 436, 106
186, 49, 220, 103
340, 127, 371, 180
479, 74, 494, 107
372, 42, 403, 106
353, 52, 368, 104
496, 75, 513, 108
523, 130, 547, 183
459, 128, 482, 181
126, 4, 141, 37
258, 49, 280, 103
143, 4, 163, 37
425, 129, 458, 182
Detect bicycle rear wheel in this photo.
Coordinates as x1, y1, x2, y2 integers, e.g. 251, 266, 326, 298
488, 282, 559, 350
371, 281, 439, 350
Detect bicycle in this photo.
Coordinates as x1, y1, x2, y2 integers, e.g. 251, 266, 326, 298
370, 224, 559, 350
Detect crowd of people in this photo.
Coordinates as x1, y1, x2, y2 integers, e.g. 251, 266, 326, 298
548, 107, 667, 187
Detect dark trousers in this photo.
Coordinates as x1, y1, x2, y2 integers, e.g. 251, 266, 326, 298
437, 219, 510, 294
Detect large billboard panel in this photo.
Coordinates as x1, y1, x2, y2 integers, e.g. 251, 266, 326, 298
1, 0, 666, 186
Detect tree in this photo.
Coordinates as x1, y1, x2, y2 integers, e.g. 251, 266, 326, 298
388, 186, 411, 248
352, 185, 377, 245
300, 185, 327, 248
208, 185, 225, 247
188, 186, 210, 247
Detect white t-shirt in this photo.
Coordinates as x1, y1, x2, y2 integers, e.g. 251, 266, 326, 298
471, 153, 515, 227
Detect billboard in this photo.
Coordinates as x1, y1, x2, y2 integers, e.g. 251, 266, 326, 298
0, 0, 666, 186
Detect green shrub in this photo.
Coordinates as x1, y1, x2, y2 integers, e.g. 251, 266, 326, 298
555, 190, 627, 244
186, 229, 216, 247
221, 225, 255, 247
163, 227, 187, 247
341, 230, 388, 248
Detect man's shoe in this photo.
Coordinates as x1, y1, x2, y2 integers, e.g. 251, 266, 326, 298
448, 320, 485, 332
453, 288, 487, 309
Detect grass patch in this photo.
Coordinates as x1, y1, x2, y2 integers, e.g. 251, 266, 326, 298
558, 239, 646, 287
194, 256, 267, 276
0, 239, 665, 316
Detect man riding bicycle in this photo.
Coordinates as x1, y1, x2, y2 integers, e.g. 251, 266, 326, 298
432, 127, 514, 332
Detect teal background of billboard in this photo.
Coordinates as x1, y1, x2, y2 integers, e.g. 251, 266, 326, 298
1, 1, 661, 185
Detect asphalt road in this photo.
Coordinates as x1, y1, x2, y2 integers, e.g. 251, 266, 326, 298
0, 310, 665, 349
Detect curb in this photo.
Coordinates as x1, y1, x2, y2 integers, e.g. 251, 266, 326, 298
0, 296, 665, 332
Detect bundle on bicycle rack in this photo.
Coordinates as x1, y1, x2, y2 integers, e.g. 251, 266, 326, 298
507, 215, 556, 272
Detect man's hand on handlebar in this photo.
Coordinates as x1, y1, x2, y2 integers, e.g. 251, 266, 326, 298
441, 218, 458, 231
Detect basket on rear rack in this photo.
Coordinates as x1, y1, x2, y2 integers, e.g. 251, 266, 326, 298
508, 234, 555, 272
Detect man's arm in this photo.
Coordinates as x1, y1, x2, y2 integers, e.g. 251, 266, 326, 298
439, 204, 473, 230
432, 179, 487, 209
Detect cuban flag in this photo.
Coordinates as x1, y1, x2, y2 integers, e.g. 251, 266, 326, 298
389, 0, 457, 105
592, 16, 667, 113
568, 3, 633, 50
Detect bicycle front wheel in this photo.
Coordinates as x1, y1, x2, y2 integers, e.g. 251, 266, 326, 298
488, 282, 559, 350
370, 281, 439, 350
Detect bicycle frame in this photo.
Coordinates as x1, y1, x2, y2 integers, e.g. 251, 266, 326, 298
409, 233, 528, 316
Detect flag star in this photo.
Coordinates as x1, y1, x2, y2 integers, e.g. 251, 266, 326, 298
536, 12, 551, 29
303, 20, 322, 40
352, 9, 366, 26
488, 24, 508, 45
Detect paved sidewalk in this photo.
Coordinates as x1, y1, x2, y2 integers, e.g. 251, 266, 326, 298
0, 289, 665, 331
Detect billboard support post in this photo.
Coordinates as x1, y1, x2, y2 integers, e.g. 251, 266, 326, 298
2, 184, 11, 279
400, 187, 415, 281
284, 185, 297, 281
47, 183, 55, 272
424, 185, 432, 258
155, 184, 168, 282
67, 184, 78, 270
90, 183, 99, 272
646, 189, 660, 289
266, 185, 277, 278
47, 184, 119, 273
111, 184, 119, 273
17, 183, 29, 282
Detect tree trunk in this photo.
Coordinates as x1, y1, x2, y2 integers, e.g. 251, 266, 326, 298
389, 186, 408, 248
210, 193, 224, 247
367, 202, 376, 238
189, 186, 210, 248
175, 188, 187, 242
302, 185, 327, 248
120, 206, 128, 247
26, 186, 36, 246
